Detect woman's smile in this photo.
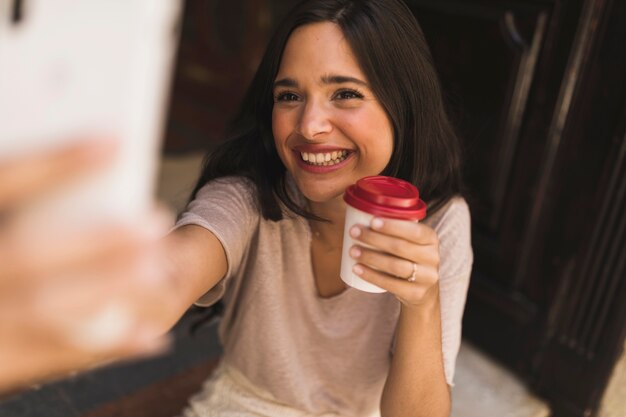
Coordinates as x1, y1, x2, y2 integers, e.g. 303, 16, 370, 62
292, 144, 355, 173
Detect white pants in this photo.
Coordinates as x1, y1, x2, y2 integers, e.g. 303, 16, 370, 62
178, 362, 354, 417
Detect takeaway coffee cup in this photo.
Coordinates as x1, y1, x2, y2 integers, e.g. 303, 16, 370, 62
340, 176, 427, 293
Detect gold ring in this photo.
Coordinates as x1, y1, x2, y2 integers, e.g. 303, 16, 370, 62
407, 262, 417, 282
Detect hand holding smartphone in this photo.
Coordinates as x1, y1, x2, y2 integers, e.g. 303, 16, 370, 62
0, 0, 181, 227
0, 1, 183, 388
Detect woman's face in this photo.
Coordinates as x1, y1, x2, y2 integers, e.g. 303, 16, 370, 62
272, 22, 394, 204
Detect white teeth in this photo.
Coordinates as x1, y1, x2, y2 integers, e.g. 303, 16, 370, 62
299, 150, 350, 166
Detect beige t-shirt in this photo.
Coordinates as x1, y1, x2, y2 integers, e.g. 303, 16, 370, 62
176, 176, 472, 416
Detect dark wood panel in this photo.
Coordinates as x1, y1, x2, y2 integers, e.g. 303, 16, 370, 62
535, 126, 626, 416
164, 0, 278, 154
164, 0, 302, 154
440, 0, 585, 376
560, 157, 626, 359
410, 3, 551, 294
407, 3, 559, 375
529, 0, 626, 413
413, 6, 626, 417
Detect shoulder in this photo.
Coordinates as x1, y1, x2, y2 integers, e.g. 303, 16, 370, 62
425, 197, 473, 279
194, 175, 256, 199
180, 176, 260, 228
424, 197, 471, 234
192, 175, 258, 209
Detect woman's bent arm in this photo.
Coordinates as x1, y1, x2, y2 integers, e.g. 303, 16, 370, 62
380, 285, 451, 417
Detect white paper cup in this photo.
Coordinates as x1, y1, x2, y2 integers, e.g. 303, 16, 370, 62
340, 176, 427, 293
340, 205, 386, 292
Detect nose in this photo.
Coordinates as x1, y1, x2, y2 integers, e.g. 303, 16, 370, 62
296, 99, 332, 140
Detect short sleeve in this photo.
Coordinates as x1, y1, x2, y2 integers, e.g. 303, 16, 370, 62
431, 198, 473, 386
174, 176, 259, 306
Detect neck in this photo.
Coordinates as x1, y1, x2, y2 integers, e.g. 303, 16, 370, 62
307, 196, 347, 246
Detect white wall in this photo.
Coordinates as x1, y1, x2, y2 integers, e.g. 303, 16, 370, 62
156, 152, 205, 215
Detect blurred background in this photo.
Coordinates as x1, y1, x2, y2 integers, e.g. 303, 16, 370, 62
1, 0, 624, 416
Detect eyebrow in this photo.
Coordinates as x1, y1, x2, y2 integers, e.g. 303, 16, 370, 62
273, 74, 369, 89
321, 75, 368, 87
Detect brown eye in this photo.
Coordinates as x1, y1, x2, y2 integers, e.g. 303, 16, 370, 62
334, 89, 364, 100
275, 92, 300, 102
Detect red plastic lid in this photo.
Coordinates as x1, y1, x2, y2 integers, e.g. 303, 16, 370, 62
344, 176, 427, 220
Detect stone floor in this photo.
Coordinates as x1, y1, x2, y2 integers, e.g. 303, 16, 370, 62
598, 341, 626, 417
452, 342, 550, 417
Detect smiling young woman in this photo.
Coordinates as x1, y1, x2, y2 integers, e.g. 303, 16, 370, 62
169, 1, 471, 416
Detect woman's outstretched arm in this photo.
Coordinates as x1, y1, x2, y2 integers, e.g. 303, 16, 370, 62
0, 139, 229, 392
158, 224, 228, 332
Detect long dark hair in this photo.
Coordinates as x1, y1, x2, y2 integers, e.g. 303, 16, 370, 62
190, 0, 463, 220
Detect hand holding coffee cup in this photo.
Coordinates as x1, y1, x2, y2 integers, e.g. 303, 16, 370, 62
341, 176, 439, 303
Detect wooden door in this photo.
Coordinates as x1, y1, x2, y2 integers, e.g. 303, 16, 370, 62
405, 0, 626, 416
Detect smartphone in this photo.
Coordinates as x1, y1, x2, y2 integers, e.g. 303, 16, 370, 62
0, 0, 181, 227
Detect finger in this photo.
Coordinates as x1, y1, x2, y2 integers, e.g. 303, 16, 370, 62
369, 217, 438, 244
7, 267, 172, 355
349, 245, 434, 280
0, 254, 169, 346
0, 138, 117, 209
352, 262, 431, 300
50, 303, 170, 354
0, 209, 170, 286
349, 225, 439, 265
0, 330, 171, 393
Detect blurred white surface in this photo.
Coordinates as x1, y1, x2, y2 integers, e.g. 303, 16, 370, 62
0, 0, 181, 225
452, 342, 550, 417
